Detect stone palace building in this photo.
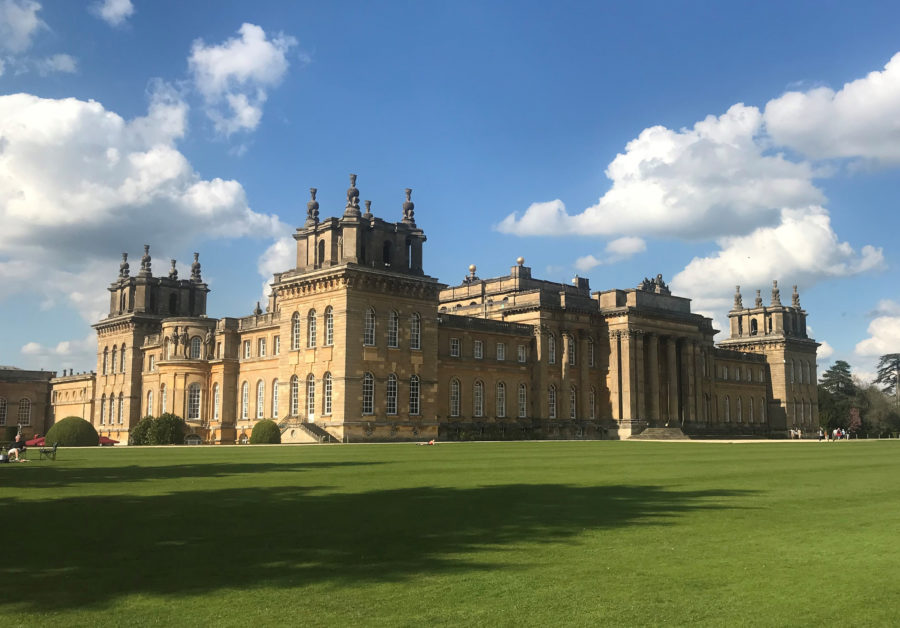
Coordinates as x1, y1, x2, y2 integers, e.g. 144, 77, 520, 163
48, 175, 819, 443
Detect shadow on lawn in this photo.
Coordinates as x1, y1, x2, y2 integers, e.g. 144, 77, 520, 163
1, 482, 755, 612
3, 460, 379, 488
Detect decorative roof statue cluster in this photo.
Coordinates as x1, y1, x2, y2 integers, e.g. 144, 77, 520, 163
637, 273, 670, 295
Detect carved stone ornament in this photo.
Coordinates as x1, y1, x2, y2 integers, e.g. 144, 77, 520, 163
191, 252, 202, 282
344, 174, 361, 217
402, 188, 415, 224
169, 259, 178, 280
119, 252, 130, 279
305, 187, 320, 226
733, 285, 742, 309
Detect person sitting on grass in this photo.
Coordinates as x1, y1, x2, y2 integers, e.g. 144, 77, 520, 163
7, 434, 28, 462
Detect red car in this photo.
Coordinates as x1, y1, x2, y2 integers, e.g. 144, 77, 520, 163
25, 435, 45, 447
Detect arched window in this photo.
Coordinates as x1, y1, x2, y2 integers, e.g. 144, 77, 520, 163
323, 373, 332, 415
588, 339, 595, 367
386, 373, 398, 415
388, 311, 399, 348
271, 380, 279, 419
724, 396, 731, 422
111, 346, 118, 373
317, 239, 325, 266
567, 336, 576, 366
548, 335, 556, 364
737, 397, 743, 423
548, 385, 557, 419
450, 379, 460, 417
589, 388, 596, 420
256, 380, 265, 419
518, 384, 527, 418
15, 398, 31, 426
761, 397, 767, 421
473, 380, 484, 417
409, 375, 420, 415
120, 344, 127, 373
324, 306, 334, 346
147, 390, 154, 416
306, 374, 316, 419
749, 397, 754, 423
790, 359, 795, 384
0, 397, 6, 425
805, 361, 811, 385
212, 384, 219, 422
115, 393, 122, 424
190, 336, 202, 359
496, 382, 506, 418
410, 313, 421, 350
103, 347, 109, 375
241, 382, 249, 420
160, 384, 167, 413
290, 376, 299, 416
307, 309, 317, 347
750, 318, 758, 335
291, 312, 301, 350
362, 373, 374, 414
100, 395, 106, 424
364, 308, 376, 346
108, 395, 115, 424
188, 384, 201, 420
569, 386, 577, 419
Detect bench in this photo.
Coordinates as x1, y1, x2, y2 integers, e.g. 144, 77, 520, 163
39, 442, 58, 461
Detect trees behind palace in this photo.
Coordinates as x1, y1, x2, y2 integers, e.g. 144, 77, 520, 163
818, 358, 900, 436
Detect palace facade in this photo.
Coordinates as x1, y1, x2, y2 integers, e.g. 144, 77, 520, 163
49, 176, 820, 443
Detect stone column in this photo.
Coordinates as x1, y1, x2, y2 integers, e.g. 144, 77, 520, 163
608, 331, 620, 421
685, 341, 696, 423
635, 331, 645, 420
694, 343, 704, 423
667, 336, 679, 423
620, 331, 635, 421
647, 333, 660, 424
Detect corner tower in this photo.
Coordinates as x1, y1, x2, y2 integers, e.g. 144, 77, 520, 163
718, 281, 819, 434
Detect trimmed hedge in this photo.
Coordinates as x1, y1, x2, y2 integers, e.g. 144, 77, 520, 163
129, 413, 187, 445
45, 416, 99, 447
250, 419, 281, 444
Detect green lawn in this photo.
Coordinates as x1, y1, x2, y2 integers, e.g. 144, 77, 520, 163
2, 441, 899, 626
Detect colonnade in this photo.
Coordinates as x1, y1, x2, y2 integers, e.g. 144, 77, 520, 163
608, 330, 709, 425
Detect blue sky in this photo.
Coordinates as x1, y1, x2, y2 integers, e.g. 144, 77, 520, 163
2, 0, 900, 381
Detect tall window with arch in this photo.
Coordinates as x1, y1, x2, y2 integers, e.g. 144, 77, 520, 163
256, 380, 265, 419
100, 395, 106, 424
410, 313, 421, 350
409, 375, 420, 415
749, 397, 754, 423
724, 396, 731, 422
111, 346, 117, 373
307, 309, 317, 347
324, 306, 334, 346
271, 380, 279, 419
291, 312, 301, 350
188, 384, 201, 421
306, 374, 316, 419
120, 344, 127, 372
117, 393, 124, 424
103, 347, 109, 375
737, 397, 743, 423
362, 373, 374, 414
15, 398, 31, 426
108, 395, 115, 424
323, 373, 332, 415
191, 336, 202, 359
588, 338, 594, 367
160, 384, 167, 413
548, 385, 557, 419
567, 336, 576, 366
450, 379, 460, 417
364, 308, 376, 346
518, 384, 527, 418
290, 376, 299, 416
589, 388, 596, 420
496, 382, 506, 418
147, 390, 154, 416
240, 382, 249, 420
548, 335, 556, 364
386, 374, 398, 415
213, 384, 219, 422
569, 386, 577, 419
388, 311, 399, 348
473, 380, 484, 417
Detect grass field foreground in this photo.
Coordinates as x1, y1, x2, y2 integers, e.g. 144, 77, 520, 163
2, 440, 899, 626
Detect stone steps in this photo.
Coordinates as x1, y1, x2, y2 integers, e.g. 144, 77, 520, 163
630, 427, 688, 440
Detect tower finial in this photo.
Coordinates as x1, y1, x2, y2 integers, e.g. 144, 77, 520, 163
191, 252, 202, 282
305, 187, 319, 227
733, 285, 743, 310
402, 187, 415, 225
755, 289, 762, 308
169, 259, 178, 280
119, 252, 129, 279
792, 284, 800, 308
771, 280, 781, 306
140, 245, 152, 276
363, 199, 373, 219
344, 174, 361, 217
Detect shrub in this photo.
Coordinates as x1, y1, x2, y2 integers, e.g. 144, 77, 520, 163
152, 413, 187, 445
129, 416, 155, 446
250, 419, 281, 444
45, 416, 99, 447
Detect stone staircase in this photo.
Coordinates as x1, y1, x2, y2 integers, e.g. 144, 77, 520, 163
630, 426, 689, 440
279, 419, 338, 443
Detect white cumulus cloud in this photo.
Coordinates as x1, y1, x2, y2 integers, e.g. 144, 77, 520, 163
91, 0, 133, 27
0, 0, 44, 53
188, 23, 298, 136
855, 316, 900, 357
574, 236, 646, 272
35, 52, 76, 75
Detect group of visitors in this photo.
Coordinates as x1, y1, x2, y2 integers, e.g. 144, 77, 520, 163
816, 427, 851, 441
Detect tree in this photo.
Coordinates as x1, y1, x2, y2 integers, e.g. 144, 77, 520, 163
873, 353, 900, 401
819, 360, 856, 396
855, 383, 900, 437
45, 416, 99, 446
